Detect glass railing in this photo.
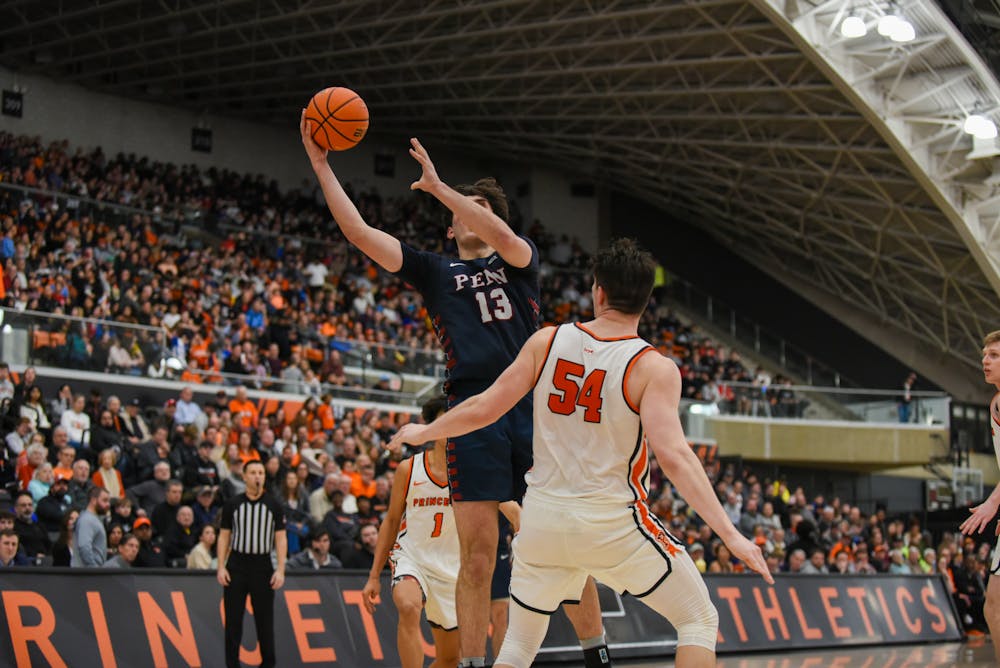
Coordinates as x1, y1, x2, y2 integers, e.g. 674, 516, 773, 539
0, 307, 440, 406
662, 277, 854, 388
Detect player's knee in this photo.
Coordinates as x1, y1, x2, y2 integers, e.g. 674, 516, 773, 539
458, 550, 494, 584
393, 592, 424, 625
674, 597, 719, 652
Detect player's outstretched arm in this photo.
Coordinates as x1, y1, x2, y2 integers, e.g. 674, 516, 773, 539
408, 137, 532, 268
390, 328, 553, 448
301, 110, 403, 272
639, 355, 774, 585
362, 458, 413, 613
960, 482, 1000, 536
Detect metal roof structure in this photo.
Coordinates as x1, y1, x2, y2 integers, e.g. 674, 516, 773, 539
2, 0, 999, 399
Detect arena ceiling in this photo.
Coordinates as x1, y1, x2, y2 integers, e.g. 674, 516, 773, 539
2, 0, 1000, 398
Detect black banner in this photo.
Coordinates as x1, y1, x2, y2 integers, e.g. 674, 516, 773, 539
0, 571, 961, 667
1, 90, 23, 118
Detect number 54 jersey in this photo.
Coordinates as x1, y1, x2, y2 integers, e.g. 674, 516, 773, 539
529, 322, 658, 507
390, 451, 460, 583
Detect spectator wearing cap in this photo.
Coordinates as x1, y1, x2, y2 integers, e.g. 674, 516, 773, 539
105, 533, 140, 568
122, 398, 152, 444
128, 461, 172, 515
288, 529, 342, 570
72, 486, 110, 567
67, 459, 95, 511
36, 475, 72, 533
92, 448, 124, 499
60, 394, 91, 451
688, 543, 707, 573
175, 387, 204, 427
184, 441, 221, 492
132, 517, 166, 568
192, 486, 219, 530
0, 530, 30, 567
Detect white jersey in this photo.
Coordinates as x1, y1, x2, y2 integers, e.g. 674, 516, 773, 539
390, 451, 459, 581
529, 322, 658, 507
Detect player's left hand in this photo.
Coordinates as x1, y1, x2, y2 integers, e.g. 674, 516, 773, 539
959, 497, 999, 536
270, 569, 285, 590
408, 138, 442, 192
389, 423, 429, 449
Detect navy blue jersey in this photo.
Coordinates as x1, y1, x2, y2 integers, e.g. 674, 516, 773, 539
396, 237, 541, 396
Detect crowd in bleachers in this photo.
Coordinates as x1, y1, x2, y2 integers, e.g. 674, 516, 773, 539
0, 131, 984, 631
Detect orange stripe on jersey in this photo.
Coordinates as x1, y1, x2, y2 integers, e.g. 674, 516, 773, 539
574, 322, 639, 342
532, 327, 559, 389
629, 437, 679, 557
623, 346, 656, 414
425, 455, 448, 489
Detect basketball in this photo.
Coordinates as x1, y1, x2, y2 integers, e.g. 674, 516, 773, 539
304, 87, 369, 151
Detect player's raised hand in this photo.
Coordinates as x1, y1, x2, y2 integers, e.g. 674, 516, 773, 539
408, 138, 442, 193
362, 577, 381, 614
959, 497, 1000, 535
725, 534, 774, 585
389, 423, 430, 449
300, 110, 329, 165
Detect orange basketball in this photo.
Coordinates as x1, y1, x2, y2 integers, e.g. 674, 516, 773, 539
304, 87, 369, 151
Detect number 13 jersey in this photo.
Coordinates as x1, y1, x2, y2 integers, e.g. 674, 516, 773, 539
529, 322, 657, 507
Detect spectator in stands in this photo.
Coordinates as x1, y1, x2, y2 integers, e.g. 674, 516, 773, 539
13, 491, 48, 561
309, 473, 341, 524
27, 462, 55, 503
122, 398, 151, 444
786, 548, 807, 574
72, 486, 110, 567
888, 549, 910, 574
0, 363, 13, 401
898, 372, 917, 423
132, 517, 166, 568
174, 387, 203, 427
349, 455, 377, 499
67, 459, 94, 510
60, 394, 91, 451
288, 528, 342, 570
154, 399, 179, 434
0, 530, 29, 567
341, 523, 379, 570
129, 461, 171, 515
277, 469, 310, 555
187, 524, 217, 570
105, 533, 140, 568
92, 448, 124, 499
708, 544, 739, 573
48, 384, 74, 425
110, 497, 135, 533
36, 476, 72, 533
164, 505, 197, 565
52, 442, 74, 480
184, 441, 220, 493
151, 480, 184, 537
106, 524, 124, 560
90, 411, 127, 460
220, 459, 246, 502
136, 426, 175, 481
229, 386, 259, 430
738, 498, 762, 538
19, 386, 50, 434
5, 417, 32, 458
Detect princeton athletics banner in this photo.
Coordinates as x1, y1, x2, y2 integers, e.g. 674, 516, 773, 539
0, 570, 961, 667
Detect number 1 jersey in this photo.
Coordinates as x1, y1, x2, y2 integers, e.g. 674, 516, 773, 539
530, 322, 657, 507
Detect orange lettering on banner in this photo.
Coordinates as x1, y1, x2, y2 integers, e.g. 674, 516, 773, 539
751, 587, 790, 641
800, 658, 824, 667
895, 587, 921, 634
218, 598, 262, 665
284, 590, 337, 663
716, 587, 747, 642
86, 592, 117, 668
818, 587, 850, 639
921, 584, 947, 634
1, 591, 67, 668
845, 587, 875, 637
343, 590, 384, 660
874, 586, 897, 636
137, 591, 201, 667
787, 587, 822, 640
829, 657, 852, 667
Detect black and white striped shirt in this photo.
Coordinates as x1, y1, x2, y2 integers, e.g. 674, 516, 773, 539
220, 493, 285, 556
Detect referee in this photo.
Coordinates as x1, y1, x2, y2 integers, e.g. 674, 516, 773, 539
217, 459, 287, 668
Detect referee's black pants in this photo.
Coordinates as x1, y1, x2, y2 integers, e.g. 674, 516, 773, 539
224, 556, 275, 668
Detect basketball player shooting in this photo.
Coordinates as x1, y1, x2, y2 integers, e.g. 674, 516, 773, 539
390, 239, 773, 668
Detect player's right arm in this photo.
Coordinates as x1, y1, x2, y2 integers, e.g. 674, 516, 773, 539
300, 111, 403, 272
362, 457, 412, 613
636, 353, 773, 584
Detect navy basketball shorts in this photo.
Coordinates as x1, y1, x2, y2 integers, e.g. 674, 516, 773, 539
446, 394, 533, 503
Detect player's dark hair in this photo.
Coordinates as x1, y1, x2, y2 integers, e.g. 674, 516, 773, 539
454, 177, 509, 224
590, 238, 656, 315
421, 395, 448, 423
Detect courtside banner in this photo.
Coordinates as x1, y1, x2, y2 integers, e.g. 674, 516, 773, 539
0, 571, 960, 667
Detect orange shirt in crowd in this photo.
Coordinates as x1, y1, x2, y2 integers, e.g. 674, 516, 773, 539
229, 399, 259, 430
349, 474, 377, 499
317, 404, 336, 431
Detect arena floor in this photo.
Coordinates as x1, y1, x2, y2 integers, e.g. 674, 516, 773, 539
605, 639, 995, 667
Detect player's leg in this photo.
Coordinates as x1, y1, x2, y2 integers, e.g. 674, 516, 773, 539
453, 499, 500, 663
562, 576, 612, 667
223, 569, 250, 668
392, 576, 428, 668
489, 598, 508, 658
494, 599, 553, 668
429, 627, 460, 668
985, 546, 1000, 659
489, 527, 513, 658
